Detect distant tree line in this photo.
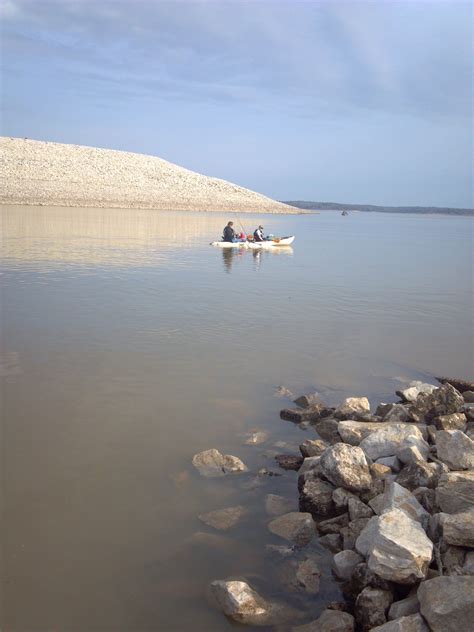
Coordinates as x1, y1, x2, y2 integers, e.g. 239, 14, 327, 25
283, 201, 474, 216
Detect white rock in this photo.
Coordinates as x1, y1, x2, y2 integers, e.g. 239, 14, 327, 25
396, 381, 437, 402
360, 425, 425, 461
192, 448, 248, 477
320, 443, 372, 492
379, 481, 429, 527
334, 397, 370, 420
435, 430, 474, 470
356, 509, 433, 584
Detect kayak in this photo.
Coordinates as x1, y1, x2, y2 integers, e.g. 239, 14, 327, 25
211, 236, 295, 249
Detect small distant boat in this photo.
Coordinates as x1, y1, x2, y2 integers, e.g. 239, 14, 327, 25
211, 236, 295, 249
341, 210, 348, 216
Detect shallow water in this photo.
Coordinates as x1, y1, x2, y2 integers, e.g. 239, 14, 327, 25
1, 206, 472, 631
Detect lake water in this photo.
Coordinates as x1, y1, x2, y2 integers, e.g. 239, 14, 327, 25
1, 206, 472, 631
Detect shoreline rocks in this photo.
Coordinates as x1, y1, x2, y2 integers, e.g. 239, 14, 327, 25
192, 376, 474, 629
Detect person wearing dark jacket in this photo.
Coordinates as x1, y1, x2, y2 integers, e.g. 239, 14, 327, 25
253, 225, 265, 242
223, 221, 237, 242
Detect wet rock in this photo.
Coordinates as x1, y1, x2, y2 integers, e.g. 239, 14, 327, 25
275, 454, 304, 471
314, 418, 341, 443
442, 510, 474, 547
281, 404, 329, 422
318, 533, 342, 553
320, 443, 372, 492
317, 513, 349, 535
210, 579, 298, 626
332, 550, 364, 580
388, 595, 420, 620
294, 393, 325, 409
355, 586, 393, 631
396, 461, 443, 490
348, 497, 374, 520
292, 609, 355, 632
410, 383, 464, 424
268, 512, 315, 546
418, 576, 474, 632
384, 404, 412, 423
435, 376, 474, 394
300, 439, 328, 457
435, 430, 474, 470
396, 381, 437, 403
277, 554, 321, 594
378, 481, 429, 527
433, 412, 467, 431
436, 471, 474, 513
371, 614, 429, 632
265, 494, 298, 516
192, 449, 248, 477
299, 479, 335, 517
359, 425, 426, 461
356, 509, 433, 584
257, 467, 281, 477
198, 506, 248, 531
334, 397, 371, 420
243, 430, 269, 445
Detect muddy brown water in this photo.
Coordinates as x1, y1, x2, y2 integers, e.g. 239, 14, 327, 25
1, 206, 472, 630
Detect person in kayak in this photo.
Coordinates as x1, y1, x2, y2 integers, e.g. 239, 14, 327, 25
253, 225, 265, 242
223, 221, 237, 242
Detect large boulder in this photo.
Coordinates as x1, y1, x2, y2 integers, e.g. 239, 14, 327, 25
356, 509, 433, 584
210, 579, 298, 626
359, 425, 426, 461
436, 471, 474, 513
418, 576, 474, 632
435, 430, 474, 470
268, 512, 315, 546
192, 449, 248, 477
319, 443, 372, 492
410, 383, 464, 423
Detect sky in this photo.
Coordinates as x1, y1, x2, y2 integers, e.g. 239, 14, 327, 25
0, 0, 472, 207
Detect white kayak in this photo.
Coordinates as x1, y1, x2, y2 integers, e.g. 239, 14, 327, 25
211, 236, 295, 249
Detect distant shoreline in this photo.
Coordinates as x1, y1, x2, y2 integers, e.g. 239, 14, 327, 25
283, 201, 474, 216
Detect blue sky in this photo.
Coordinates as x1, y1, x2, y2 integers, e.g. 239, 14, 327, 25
1, 0, 472, 207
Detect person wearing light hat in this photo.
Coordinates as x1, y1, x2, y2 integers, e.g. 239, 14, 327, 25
253, 225, 265, 242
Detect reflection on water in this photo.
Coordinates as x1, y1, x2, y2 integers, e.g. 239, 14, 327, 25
1, 206, 472, 631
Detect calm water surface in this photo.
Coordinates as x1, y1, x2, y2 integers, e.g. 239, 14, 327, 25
1, 206, 473, 631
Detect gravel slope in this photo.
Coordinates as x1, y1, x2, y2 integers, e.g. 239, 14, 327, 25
0, 137, 301, 213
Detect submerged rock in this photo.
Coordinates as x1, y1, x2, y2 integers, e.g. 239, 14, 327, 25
277, 554, 321, 594
198, 506, 248, 531
320, 443, 372, 492
292, 609, 355, 632
265, 494, 297, 516
192, 449, 248, 477
294, 393, 326, 409
275, 454, 304, 471
418, 576, 474, 632
268, 512, 315, 546
243, 430, 269, 445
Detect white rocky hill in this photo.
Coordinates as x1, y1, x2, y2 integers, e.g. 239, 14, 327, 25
0, 137, 300, 213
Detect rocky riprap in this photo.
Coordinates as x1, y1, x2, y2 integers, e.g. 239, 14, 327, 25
0, 136, 302, 213
191, 377, 474, 631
